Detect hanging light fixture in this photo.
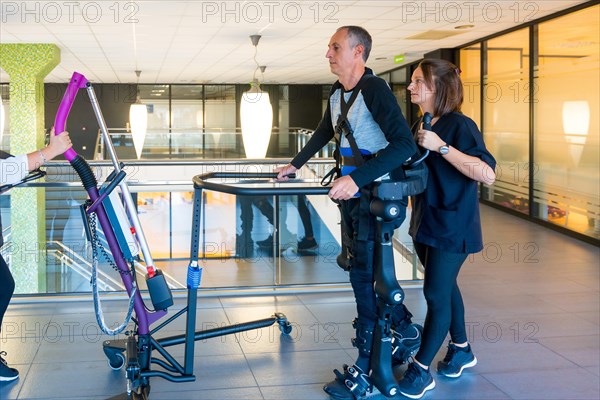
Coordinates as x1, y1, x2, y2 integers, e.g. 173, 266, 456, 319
129, 70, 148, 159
240, 34, 273, 159
562, 101, 590, 166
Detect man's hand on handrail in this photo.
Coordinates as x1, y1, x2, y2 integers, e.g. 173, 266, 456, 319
275, 164, 298, 181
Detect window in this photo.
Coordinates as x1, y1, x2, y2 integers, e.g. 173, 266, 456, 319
534, 5, 599, 237
483, 29, 531, 214
460, 46, 481, 128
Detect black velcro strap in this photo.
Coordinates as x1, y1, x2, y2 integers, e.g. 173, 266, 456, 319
341, 154, 375, 167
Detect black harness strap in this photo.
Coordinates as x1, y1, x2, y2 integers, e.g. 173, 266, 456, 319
335, 75, 378, 242
322, 75, 370, 186
337, 76, 371, 168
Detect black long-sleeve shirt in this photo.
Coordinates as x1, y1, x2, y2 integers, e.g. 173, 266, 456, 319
291, 68, 416, 188
409, 112, 497, 253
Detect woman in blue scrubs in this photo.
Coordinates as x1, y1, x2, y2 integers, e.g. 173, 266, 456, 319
397, 58, 497, 399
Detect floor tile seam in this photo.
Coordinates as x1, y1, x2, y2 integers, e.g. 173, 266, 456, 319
216, 294, 306, 310
215, 296, 237, 330
521, 285, 600, 296
10, 362, 33, 400
217, 297, 325, 326
570, 311, 600, 325
341, 346, 356, 363
304, 305, 338, 327
258, 380, 330, 390
537, 340, 600, 369
296, 288, 369, 326
236, 337, 267, 400
537, 333, 600, 341
477, 372, 515, 399
478, 362, 596, 376
240, 344, 349, 357
150, 383, 264, 396
472, 310, 600, 322
8, 334, 44, 367
297, 296, 356, 308
542, 278, 600, 296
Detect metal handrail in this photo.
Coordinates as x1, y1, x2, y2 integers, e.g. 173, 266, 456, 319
193, 172, 331, 196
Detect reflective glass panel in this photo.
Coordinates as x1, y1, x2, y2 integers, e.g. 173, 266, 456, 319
535, 5, 599, 239
484, 29, 530, 213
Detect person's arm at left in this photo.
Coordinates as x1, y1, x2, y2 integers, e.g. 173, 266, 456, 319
1, 128, 72, 185
26, 127, 72, 171
416, 127, 496, 185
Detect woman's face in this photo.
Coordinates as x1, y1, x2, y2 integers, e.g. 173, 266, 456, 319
408, 67, 436, 109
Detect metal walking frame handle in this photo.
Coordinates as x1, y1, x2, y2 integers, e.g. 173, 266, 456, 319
190, 171, 330, 265
192, 171, 328, 196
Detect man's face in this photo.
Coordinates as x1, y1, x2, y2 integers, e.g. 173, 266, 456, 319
326, 28, 360, 76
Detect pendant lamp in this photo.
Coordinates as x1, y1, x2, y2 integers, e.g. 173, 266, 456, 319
241, 35, 273, 159
130, 70, 147, 159
562, 101, 590, 166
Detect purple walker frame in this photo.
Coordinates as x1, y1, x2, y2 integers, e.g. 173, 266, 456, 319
54, 72, 292, 399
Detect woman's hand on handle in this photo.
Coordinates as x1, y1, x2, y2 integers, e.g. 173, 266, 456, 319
46, 127, 73, 159
417, 128, 495, 185
275, 163, 297, 181
416, 128, 444, 152
26, 127, 73, 170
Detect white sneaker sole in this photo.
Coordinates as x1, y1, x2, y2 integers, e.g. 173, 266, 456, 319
0, 374, 19, 382
399, 379, 436, 399
440, 356, 478, 378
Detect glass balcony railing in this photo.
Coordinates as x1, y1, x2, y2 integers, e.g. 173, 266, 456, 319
2, 145, 421, 296
93, 128, 335, 161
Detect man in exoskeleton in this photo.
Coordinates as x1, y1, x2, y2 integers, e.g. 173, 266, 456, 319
276, 26, 424, 399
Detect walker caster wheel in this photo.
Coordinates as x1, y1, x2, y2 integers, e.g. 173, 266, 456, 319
108, 352, 125, 371
279, 321, 293, 335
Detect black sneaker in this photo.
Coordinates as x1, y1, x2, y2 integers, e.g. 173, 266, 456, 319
397, 362, 435, 399
437, 342, 477, 378
257, 234, 274, 248
297, 237, 318, 252
392, 323, 423, 366
0, 351, 19, 382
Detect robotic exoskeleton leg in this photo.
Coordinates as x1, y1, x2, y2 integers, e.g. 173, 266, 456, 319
368, 197, 407, 398
326, 196, 422, 400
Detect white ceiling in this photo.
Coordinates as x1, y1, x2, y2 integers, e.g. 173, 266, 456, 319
0, 0, 589, 84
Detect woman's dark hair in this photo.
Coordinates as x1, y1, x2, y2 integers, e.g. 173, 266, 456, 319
419, 58, 463, 116
338, 26, 372, 62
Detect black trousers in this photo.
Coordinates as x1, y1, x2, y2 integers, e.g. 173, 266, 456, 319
340, 197, 376, 327
0, 254, 15, 333
413, 241, 469, 366
340, 196, 408, 329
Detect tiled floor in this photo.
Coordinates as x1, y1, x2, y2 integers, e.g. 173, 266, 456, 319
1, 206, 599, 400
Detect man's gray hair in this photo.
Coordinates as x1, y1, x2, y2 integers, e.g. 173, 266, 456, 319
338, 26, 372, 62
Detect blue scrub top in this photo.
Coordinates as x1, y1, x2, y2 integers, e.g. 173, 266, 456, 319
409, 112, 496, 254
